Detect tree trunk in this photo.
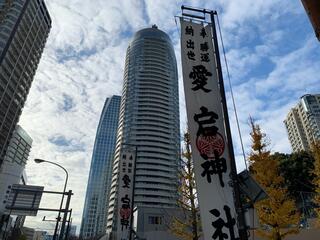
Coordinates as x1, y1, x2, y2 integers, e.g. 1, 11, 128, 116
185, 133, 199, 240
273, 226, 281, 240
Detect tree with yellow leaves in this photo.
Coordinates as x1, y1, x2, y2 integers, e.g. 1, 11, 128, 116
169, 132, 202, 240
311, 140, 320, 223
249, 119, 300, 240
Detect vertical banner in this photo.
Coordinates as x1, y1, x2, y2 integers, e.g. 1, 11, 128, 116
180, 19, 239, 240
116, 148, 136, 240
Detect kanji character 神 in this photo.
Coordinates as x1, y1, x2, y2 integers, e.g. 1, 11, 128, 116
201, 150, 227, 187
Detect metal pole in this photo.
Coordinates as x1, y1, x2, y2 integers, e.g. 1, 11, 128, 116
53, 166, 68, 240
209, 11, 248, 240
65, 209, 72, 240
59, 190, 72, 240
34, 159, 68, 240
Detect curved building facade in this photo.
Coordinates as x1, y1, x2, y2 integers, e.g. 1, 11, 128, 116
80, 96, 121, 239
106, 26, 180, 233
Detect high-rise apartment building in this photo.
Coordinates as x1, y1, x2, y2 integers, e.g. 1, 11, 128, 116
0, 0, 51, 167
106, 25, 180, 235
80, 96, 121, 239
284, 94, 320, 152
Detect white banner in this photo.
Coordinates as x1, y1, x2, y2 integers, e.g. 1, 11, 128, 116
180, 19, 239, 240
116, 148, 136, 240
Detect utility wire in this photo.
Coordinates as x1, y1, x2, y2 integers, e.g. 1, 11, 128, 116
215, 13, 252, 239
216, 14, 248, 171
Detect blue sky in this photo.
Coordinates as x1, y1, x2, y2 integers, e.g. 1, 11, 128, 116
19, 0, 320, 233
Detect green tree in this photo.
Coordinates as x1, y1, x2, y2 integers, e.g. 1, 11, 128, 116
249, 119, 300, 240
170, 132, 202, 240
276, 151, 316, 225
277, 151, 315, 201
311, 140, 320, 223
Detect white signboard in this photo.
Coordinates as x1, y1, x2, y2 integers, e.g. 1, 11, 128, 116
180, 19, 239, 240
116, 148, 136, 240
5, 184, 44, 216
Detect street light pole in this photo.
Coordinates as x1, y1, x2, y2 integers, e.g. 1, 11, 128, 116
65, 209, 72, 240
34, 159, 68, 240
59, 190, 72, 240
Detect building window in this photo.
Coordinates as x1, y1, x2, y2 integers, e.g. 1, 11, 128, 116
148, 216, 163, 225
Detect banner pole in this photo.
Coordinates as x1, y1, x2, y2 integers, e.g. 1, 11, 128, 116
209, 11, 248, 240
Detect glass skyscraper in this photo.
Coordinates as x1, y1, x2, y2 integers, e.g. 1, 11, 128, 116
0, 0, 51, 167
106, 25, 180, 235
80, 96, 121, 239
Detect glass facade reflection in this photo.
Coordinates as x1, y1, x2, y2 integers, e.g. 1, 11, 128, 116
80, 95, 121, 239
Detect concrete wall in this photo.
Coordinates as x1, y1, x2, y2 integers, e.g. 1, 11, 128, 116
133, 206, 185, 240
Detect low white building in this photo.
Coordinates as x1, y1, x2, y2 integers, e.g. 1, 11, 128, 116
0, 126, 32, 239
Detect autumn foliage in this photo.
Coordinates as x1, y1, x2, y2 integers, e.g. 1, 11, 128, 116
170, 132, 202, 240
248, 119, 300, 240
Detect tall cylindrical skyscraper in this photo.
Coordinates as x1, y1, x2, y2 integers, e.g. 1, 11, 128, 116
106, 25, 180, 234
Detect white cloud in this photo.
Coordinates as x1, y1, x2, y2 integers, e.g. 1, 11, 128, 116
256, 38, 320, 94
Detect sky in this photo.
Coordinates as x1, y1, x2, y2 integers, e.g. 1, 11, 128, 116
19, 0, 320, 234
